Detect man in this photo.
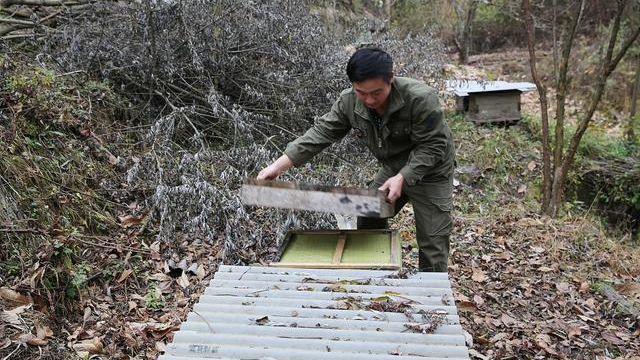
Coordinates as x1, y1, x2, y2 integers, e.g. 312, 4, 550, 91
257, 47, 455, 272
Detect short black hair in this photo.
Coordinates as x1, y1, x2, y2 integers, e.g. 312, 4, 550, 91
346, 47, 393, 83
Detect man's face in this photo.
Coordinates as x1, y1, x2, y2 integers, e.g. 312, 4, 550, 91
353, 76, 393, 113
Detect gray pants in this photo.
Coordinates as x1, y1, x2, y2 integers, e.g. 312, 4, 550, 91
357, 166, 453, 272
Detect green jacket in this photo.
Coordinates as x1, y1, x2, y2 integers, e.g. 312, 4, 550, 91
284, 77, 455, 186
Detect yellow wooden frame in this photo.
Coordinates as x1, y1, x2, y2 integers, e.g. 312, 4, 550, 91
270, 229, 401, 270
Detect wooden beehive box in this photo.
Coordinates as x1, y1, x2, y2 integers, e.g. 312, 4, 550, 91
465, 90, 522, 123
447, 79, 535, 124
271, 229, 401, 270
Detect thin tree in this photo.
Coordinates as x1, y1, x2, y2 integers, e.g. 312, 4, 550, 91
452, 0, 480, 64
523, 0, 640, 216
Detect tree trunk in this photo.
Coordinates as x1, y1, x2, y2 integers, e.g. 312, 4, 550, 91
458, 1, 478, 64
384, 0, 392, 21
627, 54, 640, 144
551, 0, 558, 86
452, 0, 478, 65
522, 0, 553, 212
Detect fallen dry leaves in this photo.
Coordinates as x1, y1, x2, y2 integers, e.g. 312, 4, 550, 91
0, 288, 33, 307
0, 232, 214, 359
448, 212, 640, 359
0, 288, 56, 355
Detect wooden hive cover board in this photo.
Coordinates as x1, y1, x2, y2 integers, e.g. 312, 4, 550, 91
241, 179, 394, 218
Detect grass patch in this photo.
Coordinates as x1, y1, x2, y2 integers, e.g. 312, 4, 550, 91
520, 112, 635, 159
1, 60, 130, 312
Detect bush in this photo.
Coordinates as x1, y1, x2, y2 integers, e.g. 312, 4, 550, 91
39, 0, 444, 262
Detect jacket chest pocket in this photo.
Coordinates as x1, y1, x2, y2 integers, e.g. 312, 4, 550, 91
350, 118, 370, 144
390, 121, 411, 140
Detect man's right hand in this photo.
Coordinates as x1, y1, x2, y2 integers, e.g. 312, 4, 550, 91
256, 154, 294, 180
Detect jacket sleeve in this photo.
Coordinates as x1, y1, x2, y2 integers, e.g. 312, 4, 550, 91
398, 91, 449, 186
284, 96, 351, 166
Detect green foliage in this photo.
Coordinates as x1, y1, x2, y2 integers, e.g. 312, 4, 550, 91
1, 62, 120, 231
447, 111, 542, 216
522, 112, 638, 232
53, 239, 73, 256
578, 128, 631, 158
475, 1, 501, 23
0, 61, 129, 316
447, 111, 472, 132
521, 112, 633, 160
475, 127, 531, 181
144, 282, 166, 309
590, 280, 613, 293
391, 0, 450, 34
66, 262, 89, 300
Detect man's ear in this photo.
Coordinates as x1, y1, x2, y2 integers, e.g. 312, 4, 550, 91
389, 74, 395, 84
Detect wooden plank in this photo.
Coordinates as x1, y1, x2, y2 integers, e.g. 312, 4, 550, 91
269, 262, 400, 269
241, 179, 394, 218
332, 232, 347, 264
390, 231, 400, 266
275, 231, 295, 261
287, 229, 395, 236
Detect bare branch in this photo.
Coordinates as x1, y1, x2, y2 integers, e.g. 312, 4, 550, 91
606, 23, 640, 77
0, 17, 34, 25
0, 22, 27, 36
0, 0, 90, 6
0, 31, 35, 39
553, 0, 583, 171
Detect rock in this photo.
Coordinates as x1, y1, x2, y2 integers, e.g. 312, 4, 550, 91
193, 238, 202, 245
456, 164, 482, 184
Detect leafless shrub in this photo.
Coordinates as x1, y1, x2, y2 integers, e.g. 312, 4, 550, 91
39, 0, 443, 262
375, 27, 446, 86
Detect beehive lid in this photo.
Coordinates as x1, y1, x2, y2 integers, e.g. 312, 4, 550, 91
241, 179, 394, 218
446, 79, 536, 96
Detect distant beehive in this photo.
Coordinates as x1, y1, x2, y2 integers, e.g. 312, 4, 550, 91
446, 80, 536, 124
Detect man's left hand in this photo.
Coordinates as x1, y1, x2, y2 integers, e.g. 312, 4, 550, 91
379, 173, 404, 203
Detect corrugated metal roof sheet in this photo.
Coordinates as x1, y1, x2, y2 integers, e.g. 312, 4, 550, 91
446, 79, 536, 96
159, 265, 470, 360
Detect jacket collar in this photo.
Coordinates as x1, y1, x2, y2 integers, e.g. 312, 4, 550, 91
354, 81, 405, 123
